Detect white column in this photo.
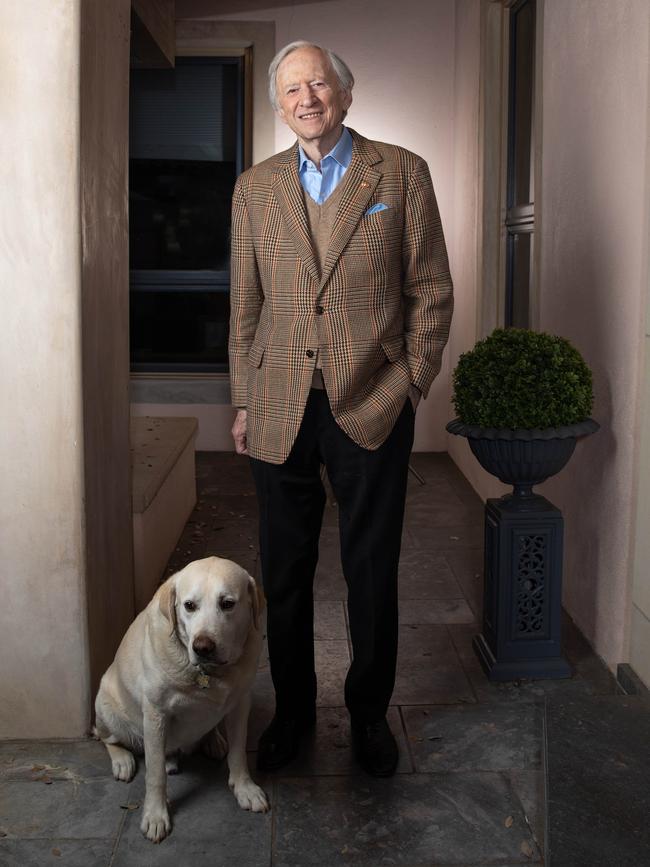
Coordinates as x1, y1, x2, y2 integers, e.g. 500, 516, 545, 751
0, 0, 88, 737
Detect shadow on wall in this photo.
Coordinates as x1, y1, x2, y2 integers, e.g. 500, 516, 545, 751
539, 230, 617, 660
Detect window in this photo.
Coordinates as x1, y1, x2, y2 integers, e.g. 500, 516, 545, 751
505, 0, 536, 328
478, 0, 540, 336
129, 56, 247, 373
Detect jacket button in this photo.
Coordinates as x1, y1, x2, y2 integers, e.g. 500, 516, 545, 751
306, 349, 315, 358
315, 305, 324, 315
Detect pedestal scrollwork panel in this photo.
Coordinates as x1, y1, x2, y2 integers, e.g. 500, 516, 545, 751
513, 531, 549, 639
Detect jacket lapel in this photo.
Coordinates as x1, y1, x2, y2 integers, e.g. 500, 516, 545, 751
319, 131, 382, 291
270, 131, 384, 291
271, 147, 320, 285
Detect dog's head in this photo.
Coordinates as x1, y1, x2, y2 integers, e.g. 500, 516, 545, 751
157, 556, 263, 670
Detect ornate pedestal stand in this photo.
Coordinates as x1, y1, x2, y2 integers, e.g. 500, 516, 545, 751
447, 419, 599, 682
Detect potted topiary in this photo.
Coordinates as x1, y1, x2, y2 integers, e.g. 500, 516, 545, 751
447, 328, 598, 499
446, 328, 599, 681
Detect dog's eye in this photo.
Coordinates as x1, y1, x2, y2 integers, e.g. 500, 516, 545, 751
220, 598, 236, 611
184, 600, 197, 612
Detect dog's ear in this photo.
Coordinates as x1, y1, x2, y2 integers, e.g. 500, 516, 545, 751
158, 575, 178, 637
247, 573, 264, 631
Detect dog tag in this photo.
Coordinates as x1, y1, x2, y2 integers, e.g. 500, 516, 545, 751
196, 673, 210, 689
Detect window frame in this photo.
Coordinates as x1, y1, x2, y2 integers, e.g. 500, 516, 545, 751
504, 0, 536, 328
477, 0, 543, 337
129, 52, 251, 375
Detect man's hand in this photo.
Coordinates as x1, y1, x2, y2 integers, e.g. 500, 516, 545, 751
232, 409, 248, 455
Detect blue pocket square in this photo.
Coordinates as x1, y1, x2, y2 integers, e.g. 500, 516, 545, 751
364, 203, 390, 216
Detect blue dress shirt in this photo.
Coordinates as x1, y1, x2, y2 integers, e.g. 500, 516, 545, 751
298, 127, 353, 204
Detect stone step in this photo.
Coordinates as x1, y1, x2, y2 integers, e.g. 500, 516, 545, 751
130, 416, 198, 611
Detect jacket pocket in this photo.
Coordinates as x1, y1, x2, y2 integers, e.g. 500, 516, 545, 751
248, 342, 265, 368
380, 335, 405, 362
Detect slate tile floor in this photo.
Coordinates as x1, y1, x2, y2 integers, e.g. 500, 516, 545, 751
0, 453, 622, 867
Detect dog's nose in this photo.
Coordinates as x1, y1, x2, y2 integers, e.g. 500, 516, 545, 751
192, 636, 216, 658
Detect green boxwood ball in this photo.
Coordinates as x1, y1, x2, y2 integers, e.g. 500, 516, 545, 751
452, 328, 594, 429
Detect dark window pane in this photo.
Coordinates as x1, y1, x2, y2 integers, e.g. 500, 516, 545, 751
506, 231, 532, 328
509, 0, 535, 209
130, 290, 229, 371
505, 0, 535, 329
128, 57, 243, 372
129, 60, 239, 271
130, 62, 238, 162
129, 159, 235, 270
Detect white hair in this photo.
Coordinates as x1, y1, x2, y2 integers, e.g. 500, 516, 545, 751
268, 40, 355, 110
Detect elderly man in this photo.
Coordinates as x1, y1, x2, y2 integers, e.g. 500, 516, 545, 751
229, 41, 453, 777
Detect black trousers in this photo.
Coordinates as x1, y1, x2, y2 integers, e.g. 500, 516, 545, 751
250, 389, 414, 724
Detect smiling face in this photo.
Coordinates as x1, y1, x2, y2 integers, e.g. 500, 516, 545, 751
275, 46, 352, 156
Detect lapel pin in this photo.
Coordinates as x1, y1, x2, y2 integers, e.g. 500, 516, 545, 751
360, 181, 369, 188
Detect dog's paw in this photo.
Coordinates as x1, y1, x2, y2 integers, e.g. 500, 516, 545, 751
201, 727, 228, 760
111, 752, 136, 783
140, 803, 171, 843
230, 777, 269, 813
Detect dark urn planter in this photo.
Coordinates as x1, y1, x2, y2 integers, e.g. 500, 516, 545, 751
446, 418, 599, 681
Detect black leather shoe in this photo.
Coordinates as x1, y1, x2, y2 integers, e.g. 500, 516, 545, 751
351, 718, 398, 777
257, 713, 316, 772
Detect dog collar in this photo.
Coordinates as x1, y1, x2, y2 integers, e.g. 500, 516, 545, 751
195, 668, 211, 689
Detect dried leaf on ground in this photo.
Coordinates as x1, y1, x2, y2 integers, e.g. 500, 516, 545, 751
520, 839, 534, 857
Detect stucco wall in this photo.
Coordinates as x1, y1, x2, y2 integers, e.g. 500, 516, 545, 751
169, 0, 458, 451
0, 0, 135, 738
0, 0, 89, 737
80, 0, 135, 704
536, 0, 650, 670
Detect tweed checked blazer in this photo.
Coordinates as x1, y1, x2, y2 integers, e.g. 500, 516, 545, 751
229, 128, 453, 465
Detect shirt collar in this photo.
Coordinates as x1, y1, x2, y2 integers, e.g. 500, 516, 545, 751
298, 126, 353, 172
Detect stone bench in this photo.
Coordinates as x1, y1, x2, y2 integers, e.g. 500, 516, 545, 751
131, 416, 198, 612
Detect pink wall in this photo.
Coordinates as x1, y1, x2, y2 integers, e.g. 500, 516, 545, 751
536, 0, 650, 669
447, 0, 650, 671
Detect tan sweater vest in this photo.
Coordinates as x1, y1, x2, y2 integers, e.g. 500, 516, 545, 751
304, 173, 351, 388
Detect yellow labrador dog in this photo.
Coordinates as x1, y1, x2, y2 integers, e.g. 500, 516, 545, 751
94, 556, 269, 843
